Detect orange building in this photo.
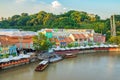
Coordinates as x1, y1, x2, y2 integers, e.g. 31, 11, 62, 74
0, 29, 36, 49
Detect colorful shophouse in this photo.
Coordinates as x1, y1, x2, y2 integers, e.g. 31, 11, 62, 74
0, 29, 36, 53
39, 28, 106, 47
0, 45, 17, 58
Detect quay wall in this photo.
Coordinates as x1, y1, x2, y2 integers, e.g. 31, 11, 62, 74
78, 47, 120, 54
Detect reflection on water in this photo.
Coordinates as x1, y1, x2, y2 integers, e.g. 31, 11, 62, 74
1, 52, 120, 80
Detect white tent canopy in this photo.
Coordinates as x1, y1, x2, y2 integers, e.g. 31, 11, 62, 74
0, 58, 10, 63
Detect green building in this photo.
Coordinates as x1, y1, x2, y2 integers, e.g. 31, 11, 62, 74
43, 29, 53, 38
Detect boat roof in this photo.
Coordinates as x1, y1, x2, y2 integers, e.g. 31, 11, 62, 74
39, 60, 48, 65
66, 53, 73, 56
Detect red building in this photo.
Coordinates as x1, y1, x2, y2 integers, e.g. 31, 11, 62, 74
93, 33, 106, 43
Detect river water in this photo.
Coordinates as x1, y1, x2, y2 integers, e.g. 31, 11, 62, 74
0, 52, 120, 80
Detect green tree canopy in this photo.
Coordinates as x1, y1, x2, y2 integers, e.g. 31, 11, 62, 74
33, 33, 53, 52
109, 36, 120, 45
1, 10, 120, 42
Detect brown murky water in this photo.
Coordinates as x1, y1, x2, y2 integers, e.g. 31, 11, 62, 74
0, 52, 120, 80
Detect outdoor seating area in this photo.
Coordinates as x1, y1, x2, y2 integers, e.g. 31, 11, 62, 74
0, 54, 30, 69
53, 44, 119, 54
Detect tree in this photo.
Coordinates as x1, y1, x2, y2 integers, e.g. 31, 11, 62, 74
67, 43, 74, 48
109, 36, 120, 44
95, 15, 100, 21
93, 22, 105, 34
99, 23, 105, 34
21, 13, 28, 16
43, 13, 54, 26
33, 33, 53, 53
9, 15, 20, 26
71, 11, 89, 24
1, 10, 120, 42
17, 16, 30, 26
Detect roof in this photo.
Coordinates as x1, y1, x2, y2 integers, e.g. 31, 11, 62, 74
72, 34, 86, 39
64, 37, 73, 43
59, 39, 65, 42
50, 37, 73, 43
88, 34, 93, 37
39, 60, 48, 65
50, 38, 59, 43
45, 29, 52, 32
0, 31, 36, 37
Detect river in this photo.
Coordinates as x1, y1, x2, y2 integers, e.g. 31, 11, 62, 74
0, 52, 120, 80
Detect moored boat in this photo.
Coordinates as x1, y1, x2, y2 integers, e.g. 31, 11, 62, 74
35, 60, 49, 71
49, 56, 62, 63
64, 53, 77, 58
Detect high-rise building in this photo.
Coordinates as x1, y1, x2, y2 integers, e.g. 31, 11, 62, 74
110, 15, 116, 36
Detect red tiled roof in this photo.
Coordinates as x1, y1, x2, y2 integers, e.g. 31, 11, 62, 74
45, 29, 52, 32
88, 34, 93, 37
0, 35, 33, 46
64, 37, 73, 43
81, 34, 86, 39
72, 34, 86, 39
50, 38, 59, 43
72, 34, 79, 39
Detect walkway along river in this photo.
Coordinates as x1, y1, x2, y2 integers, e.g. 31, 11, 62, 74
0, 52, 120, 80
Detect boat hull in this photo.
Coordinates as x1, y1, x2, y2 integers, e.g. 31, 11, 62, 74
35, 64, 48, 71
35, 60, 49, 72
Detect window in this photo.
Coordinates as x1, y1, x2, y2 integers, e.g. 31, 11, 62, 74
84, 39, 87, 41
80, 39, 82, 41
75, 39, 77, 41
26, 43, 28, 48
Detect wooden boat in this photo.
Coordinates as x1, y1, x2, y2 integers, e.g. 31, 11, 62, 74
64, 53, 77, 58
35, 60, 49, 71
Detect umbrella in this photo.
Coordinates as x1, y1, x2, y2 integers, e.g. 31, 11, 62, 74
12, 56, 21, 60
22, 55, 30, 58
0, 58, 10, 63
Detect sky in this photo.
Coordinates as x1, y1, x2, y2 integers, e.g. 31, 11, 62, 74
0, 0, 120, 19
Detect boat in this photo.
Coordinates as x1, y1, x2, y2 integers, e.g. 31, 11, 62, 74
35, 60, 49, 71
49, 56, 62, 63
64, 53, 77, 58
49, 53, 63, 63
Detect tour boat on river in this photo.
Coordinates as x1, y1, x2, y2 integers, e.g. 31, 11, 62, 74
35, 60, 49, 71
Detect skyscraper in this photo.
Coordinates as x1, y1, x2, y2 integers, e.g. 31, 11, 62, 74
110, 15, 116, 36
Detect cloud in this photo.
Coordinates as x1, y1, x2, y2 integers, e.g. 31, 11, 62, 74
50, 1, 68, 14
1, 0, 69, 18
52, 1, 61, 8
14, 0, 67, 14
33, 1, 68, 14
